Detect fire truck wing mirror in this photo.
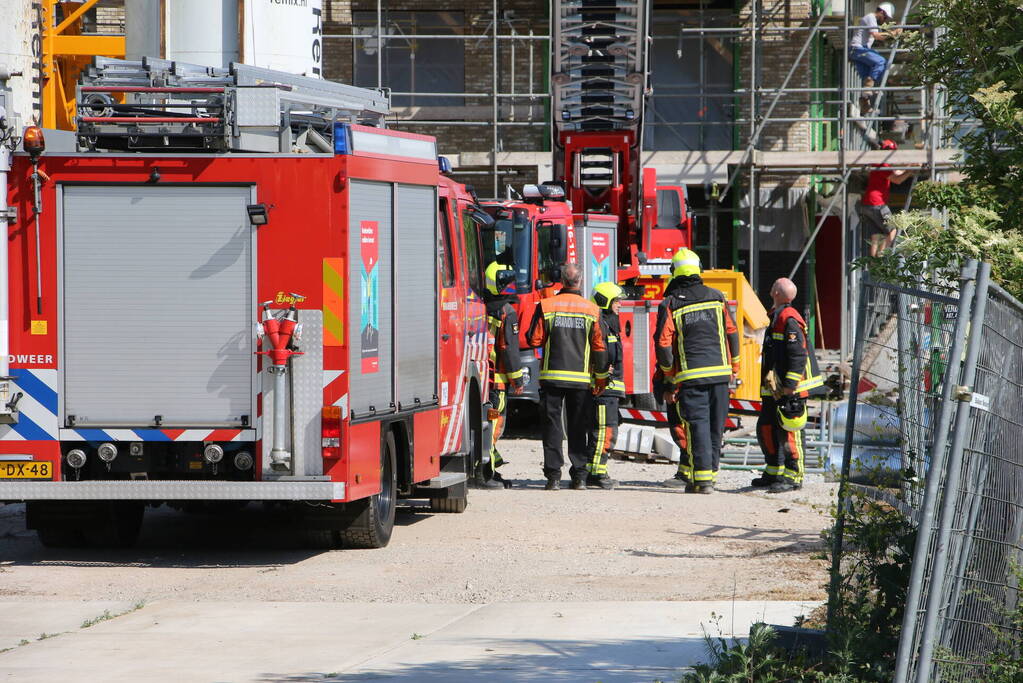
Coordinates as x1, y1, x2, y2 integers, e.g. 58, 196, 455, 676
468, 207, 494, 227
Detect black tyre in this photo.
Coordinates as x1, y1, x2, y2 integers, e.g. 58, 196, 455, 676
83, 502, 145, 548
36, 525, 85, 549
339, 430, 398, 549
297, 528, 342, 550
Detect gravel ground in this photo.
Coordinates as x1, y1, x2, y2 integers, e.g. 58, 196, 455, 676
0, 431, 836, 605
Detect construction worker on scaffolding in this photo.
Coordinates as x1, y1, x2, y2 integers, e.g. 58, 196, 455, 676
478, 261, 524, 489
586, 282, 626, 490
850, 3, 901, 114
655, 249, 740, 494
752, 278, 826, 493
858, 138, 916, 257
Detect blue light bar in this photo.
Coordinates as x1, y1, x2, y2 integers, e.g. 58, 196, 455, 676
438, 156, 452, 174
333, 123, 351, 155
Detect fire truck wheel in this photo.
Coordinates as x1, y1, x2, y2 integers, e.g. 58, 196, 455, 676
83, 502, 145, 549
339, 430, 398, 549
36, 525, 86, 549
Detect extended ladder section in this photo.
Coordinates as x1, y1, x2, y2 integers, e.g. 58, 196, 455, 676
75, 57, 391, 153
551, 0, 650, 134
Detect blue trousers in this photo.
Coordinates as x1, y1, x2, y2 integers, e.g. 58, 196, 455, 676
850, 47, 886, 83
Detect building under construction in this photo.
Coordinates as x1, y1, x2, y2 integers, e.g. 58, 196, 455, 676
5, 0, 960, 354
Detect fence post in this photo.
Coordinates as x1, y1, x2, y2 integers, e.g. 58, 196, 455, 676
826, 270, 871, 629
913, 261, 992, 683
893, 259, 978, 683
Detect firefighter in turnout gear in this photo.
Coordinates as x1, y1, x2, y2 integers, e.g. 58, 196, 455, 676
587, 282, 625, 490
753, 278, 826, 493
527, 263, 608, 490
655, 249, 740, 493
479, 261, 524, 489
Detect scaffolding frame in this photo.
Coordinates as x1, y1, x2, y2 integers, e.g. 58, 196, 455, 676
325, 1, 962, 356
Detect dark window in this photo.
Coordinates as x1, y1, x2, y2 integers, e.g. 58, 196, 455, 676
644, 8, 734, 151
536, 222, 566, 287
353, 11, 465, 107
481, 208, 532, 293
438, 198, 455, 287
657, 189, 683, 228
461, 209, 483, 296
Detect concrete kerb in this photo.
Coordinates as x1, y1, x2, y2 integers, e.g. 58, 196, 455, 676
0, 600, 819, 682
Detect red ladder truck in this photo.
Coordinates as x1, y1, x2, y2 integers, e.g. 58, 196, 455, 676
478, 0, 766, 421
0, 57, 491, 549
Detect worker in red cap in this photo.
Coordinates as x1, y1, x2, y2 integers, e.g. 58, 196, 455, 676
857, 138, 916, 257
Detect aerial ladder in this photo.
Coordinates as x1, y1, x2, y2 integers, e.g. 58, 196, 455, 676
552, 0, 691, 278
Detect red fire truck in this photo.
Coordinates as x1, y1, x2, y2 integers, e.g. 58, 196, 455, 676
0, 58, 490, 549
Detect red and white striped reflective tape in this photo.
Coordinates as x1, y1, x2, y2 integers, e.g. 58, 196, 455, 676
618, 408, 738, 429
729, 399, 762, 414
60, 428, 254, 442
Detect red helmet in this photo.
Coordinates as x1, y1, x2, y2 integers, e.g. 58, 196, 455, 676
880, 139, 898, 150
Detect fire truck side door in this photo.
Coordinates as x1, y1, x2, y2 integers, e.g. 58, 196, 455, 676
437, 196, 464, 417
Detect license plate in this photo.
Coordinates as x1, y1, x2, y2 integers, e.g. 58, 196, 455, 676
0, 460, 52, 479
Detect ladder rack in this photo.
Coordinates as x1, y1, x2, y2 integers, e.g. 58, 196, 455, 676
552, 0, 650, 134
76, 57, 391, 153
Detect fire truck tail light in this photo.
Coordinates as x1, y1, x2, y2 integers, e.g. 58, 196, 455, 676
321, 406, 342, 459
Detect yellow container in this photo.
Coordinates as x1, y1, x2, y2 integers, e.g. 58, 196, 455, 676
700, 269, 769, 402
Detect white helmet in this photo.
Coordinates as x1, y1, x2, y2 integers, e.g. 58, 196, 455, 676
878, 2, 896, 20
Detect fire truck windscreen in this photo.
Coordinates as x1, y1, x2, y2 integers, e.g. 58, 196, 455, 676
481, 207, 532, 293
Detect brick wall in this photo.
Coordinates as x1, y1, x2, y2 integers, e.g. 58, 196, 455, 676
735, 0, 815, 188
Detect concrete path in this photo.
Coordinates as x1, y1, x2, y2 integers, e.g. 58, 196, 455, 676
0, 600, 817, 682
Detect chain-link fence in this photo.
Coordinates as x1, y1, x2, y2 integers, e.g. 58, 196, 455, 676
832, 259, 1023, 682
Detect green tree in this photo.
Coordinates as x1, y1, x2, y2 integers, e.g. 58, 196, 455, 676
904, 1, 1023, 227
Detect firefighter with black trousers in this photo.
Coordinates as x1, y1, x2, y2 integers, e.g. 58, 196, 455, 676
478, 262, 524, 489
753, 277, 825, 492
527, 263, 608, 490
586, 282, 625, 490
655, 249, 740, 494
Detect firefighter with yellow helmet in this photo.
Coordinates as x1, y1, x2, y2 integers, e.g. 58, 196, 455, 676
479, 261, 524, 489
753, 278, 826, 492
654, 248, 740, 493
586, 281, 625, 489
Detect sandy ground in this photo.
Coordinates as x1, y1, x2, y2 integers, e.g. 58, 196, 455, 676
0, 429, 836, 606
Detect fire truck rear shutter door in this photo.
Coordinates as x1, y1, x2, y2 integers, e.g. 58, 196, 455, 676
394, 184, 438, 408
348, 180, 394, 417
62, 185, 253, 427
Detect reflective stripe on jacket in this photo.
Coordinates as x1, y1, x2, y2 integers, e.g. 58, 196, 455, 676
527, 289, 608, 389
761, 304, 825, 397
654, 277, 740, 387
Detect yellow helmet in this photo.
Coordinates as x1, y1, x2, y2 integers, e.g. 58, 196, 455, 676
485, 261, 516, 296
592, 281, 624, 310
671, 248, 701, 277
778, 396, 808, 432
